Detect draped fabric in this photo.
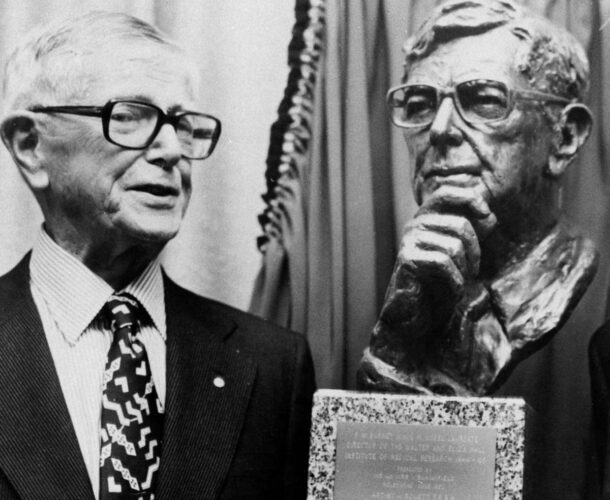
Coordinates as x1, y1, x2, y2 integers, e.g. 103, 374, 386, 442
252, 0, 610, 498
0, 0, 295, 311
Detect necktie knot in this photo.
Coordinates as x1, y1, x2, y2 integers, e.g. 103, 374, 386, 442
106, 294, 140, 343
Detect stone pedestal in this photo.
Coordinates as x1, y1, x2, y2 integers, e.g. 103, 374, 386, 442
307, 389, 527, 500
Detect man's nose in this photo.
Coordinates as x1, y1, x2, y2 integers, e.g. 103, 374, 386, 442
146, 123, 182, 168
429, 97, 463, 148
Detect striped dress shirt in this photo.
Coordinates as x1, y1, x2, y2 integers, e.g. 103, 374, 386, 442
29, 229, 167, 499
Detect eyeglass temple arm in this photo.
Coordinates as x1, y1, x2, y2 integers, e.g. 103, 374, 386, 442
29, 106, 104, 117
513, 89, 572, 104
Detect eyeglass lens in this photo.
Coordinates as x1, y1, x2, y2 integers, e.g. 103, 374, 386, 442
108, 102, 218, 158
390, 80, 511, 126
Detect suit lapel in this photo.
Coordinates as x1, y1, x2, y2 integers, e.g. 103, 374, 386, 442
0, 258, 93, 499
158, 280, 257, 499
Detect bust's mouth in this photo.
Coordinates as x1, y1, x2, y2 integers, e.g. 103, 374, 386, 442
424, 164, 481, 178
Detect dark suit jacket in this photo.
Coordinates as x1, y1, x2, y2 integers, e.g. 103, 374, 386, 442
590, 321, 610, 500
0, 255, 315, 499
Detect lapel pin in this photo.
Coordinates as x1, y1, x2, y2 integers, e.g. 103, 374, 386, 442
213, 376, 225, 388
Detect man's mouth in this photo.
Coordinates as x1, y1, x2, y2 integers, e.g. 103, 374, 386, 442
129, 184, 180, 197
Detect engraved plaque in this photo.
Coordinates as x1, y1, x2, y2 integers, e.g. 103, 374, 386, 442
334, 422, 496, 500
307, 390, 527, 500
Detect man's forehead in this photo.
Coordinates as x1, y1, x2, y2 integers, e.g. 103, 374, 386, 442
73, 46, 198, 108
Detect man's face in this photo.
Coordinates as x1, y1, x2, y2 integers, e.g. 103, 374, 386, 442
404, 28, 555, 226
39, 46, 197, 249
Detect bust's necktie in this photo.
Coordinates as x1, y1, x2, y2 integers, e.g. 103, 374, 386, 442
99, 294, 163, 499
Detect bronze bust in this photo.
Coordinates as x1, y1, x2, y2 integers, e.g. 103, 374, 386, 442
359, 0, 598, 396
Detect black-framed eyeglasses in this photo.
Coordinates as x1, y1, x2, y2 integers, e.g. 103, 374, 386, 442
386, 79, 571, 129
29, 99, 222, 160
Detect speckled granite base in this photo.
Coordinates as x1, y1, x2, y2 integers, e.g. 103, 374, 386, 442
308, 389, 526, 500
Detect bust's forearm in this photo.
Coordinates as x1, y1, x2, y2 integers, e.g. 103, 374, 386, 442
360, 281, 513, 396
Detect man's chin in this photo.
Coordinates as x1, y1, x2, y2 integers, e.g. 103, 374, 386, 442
115, 217, 182, 247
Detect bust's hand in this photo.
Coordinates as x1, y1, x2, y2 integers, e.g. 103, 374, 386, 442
373, 185, 497, 349
404, 185, 496, 291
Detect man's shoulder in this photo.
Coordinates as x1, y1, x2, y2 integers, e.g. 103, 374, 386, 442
163, 274, 307, 353
0, 254, 31, 303
0, 255, 35, 331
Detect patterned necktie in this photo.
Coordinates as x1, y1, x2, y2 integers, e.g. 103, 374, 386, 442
100, 294, 163, 499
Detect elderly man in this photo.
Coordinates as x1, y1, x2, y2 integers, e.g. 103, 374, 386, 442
359, 0, 597, 396
0, 11, 314, 500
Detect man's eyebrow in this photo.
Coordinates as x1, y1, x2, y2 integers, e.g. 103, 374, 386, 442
167, 104, 185, 114
114, 95, 186, 113
117, 94, 154, 104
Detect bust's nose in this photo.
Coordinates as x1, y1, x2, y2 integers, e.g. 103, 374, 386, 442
429, 97, 464, 149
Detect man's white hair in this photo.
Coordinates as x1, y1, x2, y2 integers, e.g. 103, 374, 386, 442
3, 11, 200, 113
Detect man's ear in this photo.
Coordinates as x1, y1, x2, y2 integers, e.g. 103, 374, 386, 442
547, 103, 593, 178
0, 111, 49, 190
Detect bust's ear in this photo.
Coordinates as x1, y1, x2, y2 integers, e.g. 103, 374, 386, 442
547, 103, 593, 178
0, 111, 49, 190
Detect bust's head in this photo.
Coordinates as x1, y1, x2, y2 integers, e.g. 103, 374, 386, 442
403, 0, 589, 101
390, 0, 592, 240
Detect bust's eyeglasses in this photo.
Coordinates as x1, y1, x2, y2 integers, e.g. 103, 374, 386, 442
29, 99, 222, 160
386, 79, 571, 129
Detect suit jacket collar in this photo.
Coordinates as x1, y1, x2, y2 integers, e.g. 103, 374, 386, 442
0, 256, 257, 499
0, 254, 94, 498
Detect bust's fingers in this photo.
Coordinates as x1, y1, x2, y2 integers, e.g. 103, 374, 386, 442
405, 247, 464, 297
405, 214, 479, 278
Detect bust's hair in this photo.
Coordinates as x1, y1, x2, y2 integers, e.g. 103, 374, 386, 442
3, 11, 200, 112
403, 0, 589, 102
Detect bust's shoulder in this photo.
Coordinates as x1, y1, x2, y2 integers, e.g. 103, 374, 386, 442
513, 224, 599, 296
553, 226, 598, 271
590, 317, 610, 355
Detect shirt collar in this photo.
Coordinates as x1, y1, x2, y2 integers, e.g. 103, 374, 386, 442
122, 259, 166, 340
30, 228, 166, 345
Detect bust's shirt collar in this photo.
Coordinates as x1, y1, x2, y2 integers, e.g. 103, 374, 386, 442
489, 223, 597, 343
